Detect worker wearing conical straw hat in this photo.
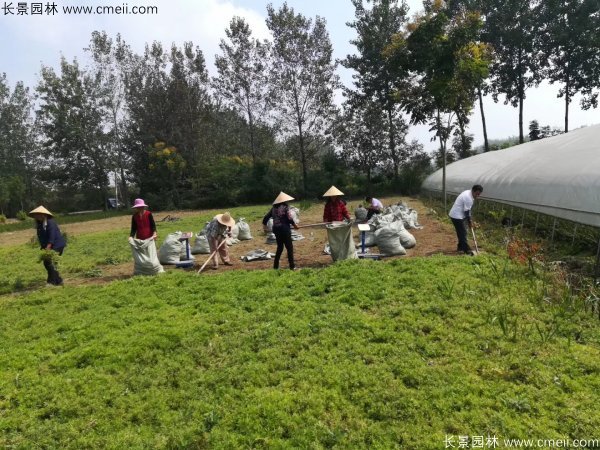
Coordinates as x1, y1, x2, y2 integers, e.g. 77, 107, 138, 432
29, 206, 66, 286
322, 186, 351, 223
262, 192, 299, 270
205, 212, 235, 269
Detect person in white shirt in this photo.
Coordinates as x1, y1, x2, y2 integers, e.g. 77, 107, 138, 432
365, 196, 384, 220
448, 185, 483, 255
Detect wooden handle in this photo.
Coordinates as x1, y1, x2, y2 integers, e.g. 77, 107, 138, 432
296, 222, 332, 229
197, 238, 228, 274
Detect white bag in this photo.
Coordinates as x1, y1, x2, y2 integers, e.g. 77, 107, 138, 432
192, 233, 210, 254
237, 218, 253, 240
230, 223, 240, 239
375, 223, 406, 256
158, 232, 184, 264
326, 223, 357, 261
355, 206, 368, 221
129, 237, 164, 275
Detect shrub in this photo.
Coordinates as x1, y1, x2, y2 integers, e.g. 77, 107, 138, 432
0, 214, 6, 224
16, 210, 28, 221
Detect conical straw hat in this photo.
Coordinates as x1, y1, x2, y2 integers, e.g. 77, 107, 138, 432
322, 186, 345, 197
273, 191, 295, 205
28, 206, 53, 217
216, 212, 235, 227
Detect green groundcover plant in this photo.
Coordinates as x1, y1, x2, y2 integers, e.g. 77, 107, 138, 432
1, 256, 600, 449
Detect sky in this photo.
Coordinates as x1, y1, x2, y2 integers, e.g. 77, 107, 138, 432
0, 0, 598, 151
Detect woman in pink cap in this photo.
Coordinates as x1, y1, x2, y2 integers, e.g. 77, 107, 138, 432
129, 198, 157, 241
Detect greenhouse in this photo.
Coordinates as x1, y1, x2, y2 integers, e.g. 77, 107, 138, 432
421, 124, 600, 228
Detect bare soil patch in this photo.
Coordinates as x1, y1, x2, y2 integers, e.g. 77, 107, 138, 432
1, 197, 463, 292
62, 196, 461, 286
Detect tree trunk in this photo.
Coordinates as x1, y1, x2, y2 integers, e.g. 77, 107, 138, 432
247, 95, 256, 165
518, 48, 524, 144
478, 87, 489, 152
437, 110, 447, 212
565, 72, 570, 133
387, 107, 398, 181
119, 167, 129, 206
299, 131, 308, 197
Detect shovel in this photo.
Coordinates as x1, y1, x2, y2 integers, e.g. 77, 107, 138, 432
471, 226, 480, 255
197, 239, 228, 274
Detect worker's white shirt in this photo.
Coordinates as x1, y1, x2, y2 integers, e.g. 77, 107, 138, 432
449, 190, 474, 220
370, 198, 383, 210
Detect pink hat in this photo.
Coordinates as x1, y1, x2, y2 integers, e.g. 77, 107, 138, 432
132, 198, 148, 208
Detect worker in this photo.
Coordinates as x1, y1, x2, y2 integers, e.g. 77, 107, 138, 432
205, 212, 235, 269
29, 206, 66, 286
263, 192, 299, 270
130, 198, 157, 241
449, 185, 483, 255
365, 196, 384, 220
322, 186, 351, 222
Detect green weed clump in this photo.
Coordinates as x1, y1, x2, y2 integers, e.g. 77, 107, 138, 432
1, 257, 600, 449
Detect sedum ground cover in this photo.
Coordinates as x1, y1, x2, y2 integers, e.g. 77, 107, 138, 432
1, 256, 600, 449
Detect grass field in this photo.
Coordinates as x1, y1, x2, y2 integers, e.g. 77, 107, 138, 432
2, 200, 600, 449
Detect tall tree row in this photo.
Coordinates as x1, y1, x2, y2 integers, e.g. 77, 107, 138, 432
0, 0, 599, 215
266, 3, 340, 195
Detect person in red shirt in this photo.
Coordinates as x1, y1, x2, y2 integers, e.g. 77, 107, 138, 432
129, 198, 157, 241
322, 186, 351, 222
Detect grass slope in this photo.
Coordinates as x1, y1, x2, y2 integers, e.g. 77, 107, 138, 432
2, 257, 600, 449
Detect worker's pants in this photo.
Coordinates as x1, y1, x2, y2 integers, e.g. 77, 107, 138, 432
208, 236, 230, 267
273, 227, 294, 270
366, 209, 380, 220
43, 248, 64, 285
451, 218, 471, 253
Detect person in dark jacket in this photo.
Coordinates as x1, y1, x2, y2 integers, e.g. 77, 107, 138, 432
129, 198, 157, 241
263, 192, 299, 270
29, 206, 66, 286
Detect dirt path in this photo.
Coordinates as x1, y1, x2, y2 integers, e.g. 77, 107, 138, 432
64, 196, 461, 287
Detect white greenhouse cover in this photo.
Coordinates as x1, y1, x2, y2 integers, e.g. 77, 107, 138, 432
421, 124, 600, 227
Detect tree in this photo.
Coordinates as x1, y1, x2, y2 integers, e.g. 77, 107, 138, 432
528, 120, 541, 140
86, 31, 134, 203
123, 40, 210, 205
482, 0, 541, 143
537, 0, 600, 132
36, 57, 110, 207
336, 95, 392, 184
266, 3, 340, 195
386, 4, 488, 208
0, 74, 37, 214
214, 17, 272, 165
343, 0, 410, 181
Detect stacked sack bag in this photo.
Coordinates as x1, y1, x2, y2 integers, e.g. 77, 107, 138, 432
158, 231, 196, 264
192, 222, 211, 255
367, 204, 418, 256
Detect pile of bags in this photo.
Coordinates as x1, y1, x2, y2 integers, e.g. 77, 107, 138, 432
362, 202, 420, 257
385, 202, 423, 230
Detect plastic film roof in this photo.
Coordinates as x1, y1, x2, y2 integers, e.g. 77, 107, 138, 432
421, 124, 600, 227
